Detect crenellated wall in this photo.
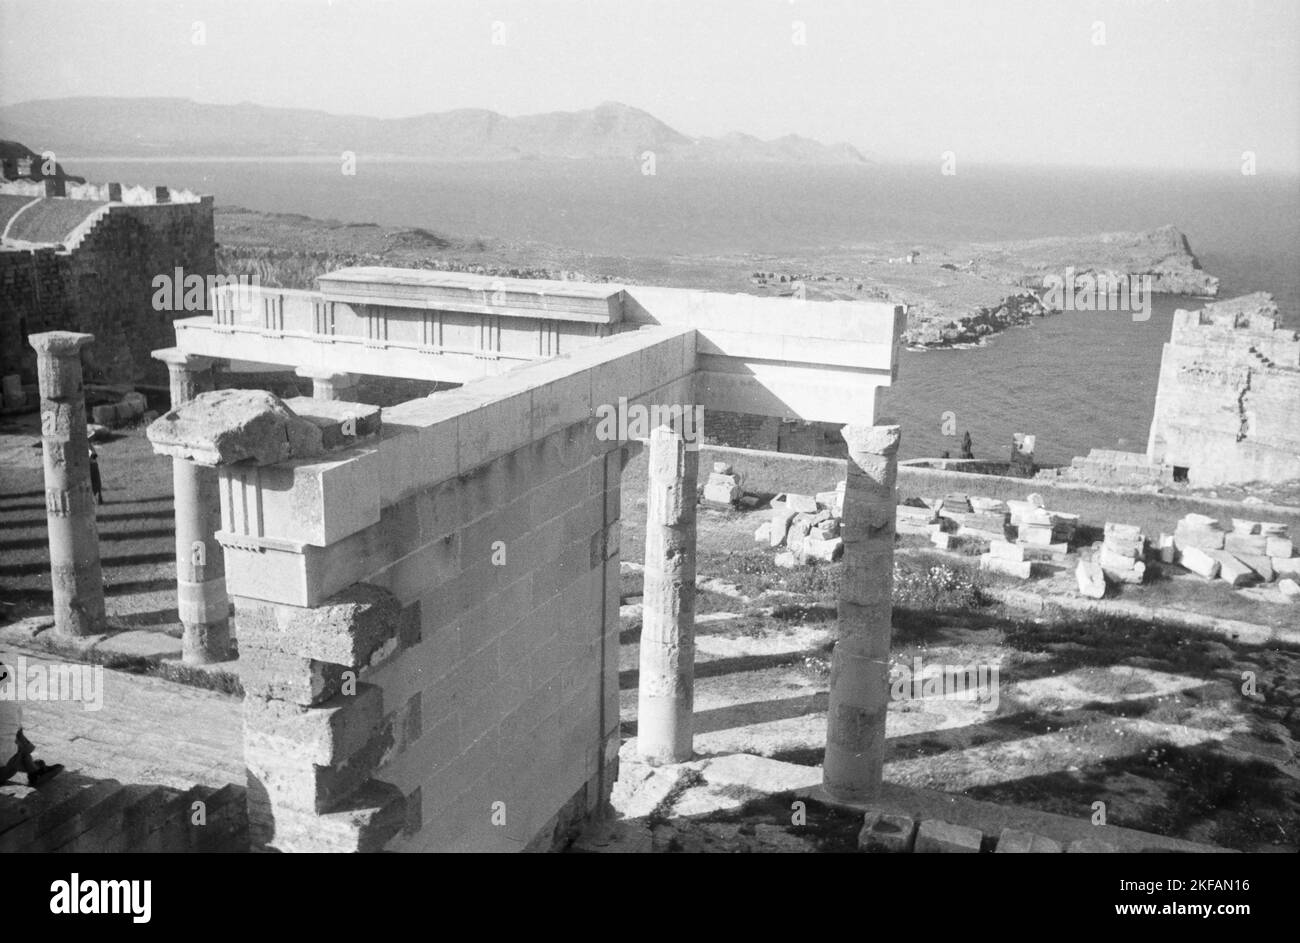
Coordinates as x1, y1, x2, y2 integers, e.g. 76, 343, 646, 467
1, 194, 215, 386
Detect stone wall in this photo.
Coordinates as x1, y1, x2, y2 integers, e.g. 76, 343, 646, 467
1146, 294, 1300, 485
1, 197, 215, 386
217, 326, 696, 851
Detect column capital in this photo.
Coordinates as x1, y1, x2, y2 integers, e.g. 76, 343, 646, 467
29, 331, 94, 357
152, 347, 217, 372
841, 423, 901, 455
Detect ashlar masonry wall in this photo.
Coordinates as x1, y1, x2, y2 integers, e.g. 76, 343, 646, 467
224, 326, 696, 852
1146, 297, 1300, 485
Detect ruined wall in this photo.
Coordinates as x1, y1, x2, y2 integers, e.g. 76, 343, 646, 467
219, 327, 695, 852
1146, 296, 1300, 485
1, 197, 215, 386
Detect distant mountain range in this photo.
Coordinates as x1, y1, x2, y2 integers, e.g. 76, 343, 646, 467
0, 98, 868, 164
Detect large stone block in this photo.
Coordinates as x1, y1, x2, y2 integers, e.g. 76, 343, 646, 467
858, 810, 917, 853
147, 389, 324, 466
256, 448, 381, 546
915, 819, 982, 853
1076, 559, 1106, 599
1179, 545, 1220, 580
1224, 532, 1268, 557
979, 554, 1031, 579
1208, 551, 1258, 587
243, 683, 385, 766
234, 584, 402, 669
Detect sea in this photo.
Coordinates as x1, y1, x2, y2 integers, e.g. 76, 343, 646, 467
72, 158, 1300, 465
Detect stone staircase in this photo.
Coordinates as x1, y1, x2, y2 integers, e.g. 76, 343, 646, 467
1, 777, 247, 853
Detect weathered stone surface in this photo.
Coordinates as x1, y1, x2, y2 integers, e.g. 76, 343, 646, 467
1224, 532, 1268, 557
148, 389, 324, 466
915, 819, 982, 853
1104, 522, 1142, 541
1265, 536, 1294, 559
858, 810, 917, 853
800, 535, 843, 563
1099, 546, 1140, 571
1209, 551, 1258, 587
1235, 553, 1275, 582
995, 828, 1062, 853
1076, 559, 1106, 599
283, 397, 382, 449
1231, 518, 1261, 535
1179, 545, 1221, 579
234, 583, 402, 669
988, 540, 1026, 562
1275, 557, 1300, 578
1278, 578, 1300, 599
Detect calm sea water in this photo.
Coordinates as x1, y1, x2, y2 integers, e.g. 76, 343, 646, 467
76, 159, 1300, 464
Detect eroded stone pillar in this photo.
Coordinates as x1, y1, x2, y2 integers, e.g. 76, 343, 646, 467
295, 367, 358, 402
30, 332, 105, 637
823, 423, 900, 803
153, 348, 229, 664
636, 423, 699, 764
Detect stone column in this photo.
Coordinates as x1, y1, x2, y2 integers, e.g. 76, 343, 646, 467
823, 423, 901, 803
636, 422, 699, 764
153, 348, 229, 664
295, 367, 358, 402
30, 332, 105, 637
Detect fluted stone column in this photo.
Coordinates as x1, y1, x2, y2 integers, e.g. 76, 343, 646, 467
295, 367, 358, 402
153, 348, 229, 664
636, 423, 699, 764
823, 423, 901, 802
30, 332, 105, 637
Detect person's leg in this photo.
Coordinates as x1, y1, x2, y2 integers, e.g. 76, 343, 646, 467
90, 462, 104, 504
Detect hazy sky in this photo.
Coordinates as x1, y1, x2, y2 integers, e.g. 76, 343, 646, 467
3, 0, 1298, 170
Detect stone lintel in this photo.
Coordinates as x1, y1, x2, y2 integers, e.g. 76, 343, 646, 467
152, 347, 217, 371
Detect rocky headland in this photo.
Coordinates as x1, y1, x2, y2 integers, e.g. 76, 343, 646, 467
215, 207, 1219, 349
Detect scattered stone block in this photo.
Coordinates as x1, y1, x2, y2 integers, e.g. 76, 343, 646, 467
712, 462, 733, 475
915, 819, 982, 853
1260, 522, 1289, 537
930, 532, 953, 550
1278, 578, 1300, 600
1224, 532, 1268, 557
814, 518, 838, 539
801, 535, 843, 562
988, 540, 1026, 562
1099, 546, 1140, 571
770, 509, 795, 548
776, 492, 818, 514
1265, 536, 1294, 558
1208, 551, 1258, 587
814, 489, 839, 511
1104, 522, 1142, 541
1274, 557, 1300, 578
1025, 493, 1045, 508
969, 497, 1006, 514
702, 473, 742, 507
995, 828, 1062, 854
1236, 554, 1275, 582
1019, 523, 1056, 546
1076, 559, 1106, 599
774, 551, 797, 569
980, 553, 1032, 579
754, 521, 771, 543
1179, 545, 1221, 580
1231, 519, 1261, 535
1154, 534, 1177, 564
858, 811, 917, 853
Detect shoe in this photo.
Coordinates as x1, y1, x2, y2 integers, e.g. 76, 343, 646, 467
26, 760, 63, 788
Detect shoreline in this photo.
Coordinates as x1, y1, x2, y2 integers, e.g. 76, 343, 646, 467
213, 205, 1221, 351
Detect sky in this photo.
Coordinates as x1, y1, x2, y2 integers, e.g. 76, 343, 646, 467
2, 0, 1298, 171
